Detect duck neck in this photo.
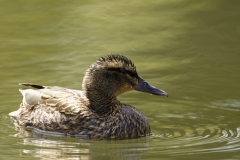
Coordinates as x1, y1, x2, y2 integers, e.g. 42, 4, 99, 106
84, 90, 120, 115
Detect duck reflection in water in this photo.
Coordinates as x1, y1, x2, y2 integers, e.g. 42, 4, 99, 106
16, 128, 151, 160
9, 55, 168, 139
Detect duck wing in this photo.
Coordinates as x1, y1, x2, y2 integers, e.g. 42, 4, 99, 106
14, 83, 85, 116
9, 83, 92, 134
19, 83, 84, 99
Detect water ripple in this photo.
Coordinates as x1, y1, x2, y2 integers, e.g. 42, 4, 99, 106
151, 121, 240, 156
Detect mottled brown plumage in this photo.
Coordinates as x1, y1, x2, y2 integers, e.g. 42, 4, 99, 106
9, 55, 168, 139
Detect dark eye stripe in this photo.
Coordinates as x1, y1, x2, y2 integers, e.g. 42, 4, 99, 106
108, 68, 122, 72
126, 70, 138, 78
108, 68, 138, 78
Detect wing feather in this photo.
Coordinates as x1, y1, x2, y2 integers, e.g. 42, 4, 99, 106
19, 83, 85, 115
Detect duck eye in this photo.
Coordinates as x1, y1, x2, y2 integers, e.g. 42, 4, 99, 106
121, 67, 126, 73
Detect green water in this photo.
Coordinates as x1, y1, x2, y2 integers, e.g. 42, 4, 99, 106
1, 0, 240, 159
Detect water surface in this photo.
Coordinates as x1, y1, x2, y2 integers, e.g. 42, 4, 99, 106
1, 0, 240, 159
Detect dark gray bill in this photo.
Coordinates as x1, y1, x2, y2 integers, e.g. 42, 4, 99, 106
134, 76, 168, 96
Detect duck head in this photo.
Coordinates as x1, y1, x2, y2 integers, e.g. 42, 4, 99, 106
82, 55, 168, 99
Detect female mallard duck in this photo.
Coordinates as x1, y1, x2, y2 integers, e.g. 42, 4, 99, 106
9, 55, 167, 139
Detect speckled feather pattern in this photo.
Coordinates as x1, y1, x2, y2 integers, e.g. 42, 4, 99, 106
10, 55, 152, 139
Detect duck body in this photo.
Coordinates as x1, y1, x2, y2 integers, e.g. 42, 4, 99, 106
10, 55, 167, 139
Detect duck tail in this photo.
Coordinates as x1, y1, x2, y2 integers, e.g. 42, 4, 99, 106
19, 83, 45, 89
9, 110, 20, 118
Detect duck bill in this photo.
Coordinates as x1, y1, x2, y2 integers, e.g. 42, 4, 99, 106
134, 76, 168, 96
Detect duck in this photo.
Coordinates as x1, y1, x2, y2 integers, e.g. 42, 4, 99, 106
9, 55, 168, 139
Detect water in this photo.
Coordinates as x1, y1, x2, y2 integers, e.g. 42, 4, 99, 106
1, 0, 240, 159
